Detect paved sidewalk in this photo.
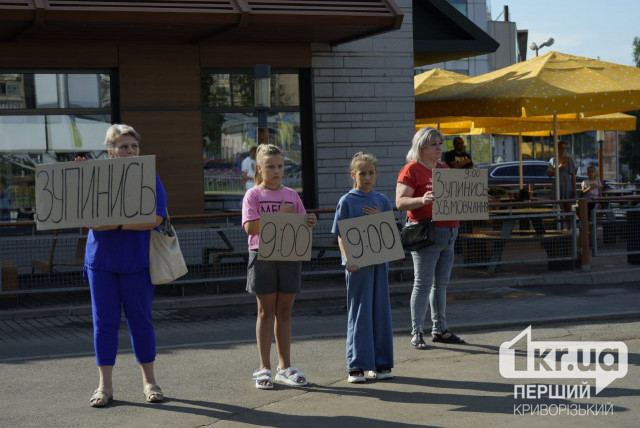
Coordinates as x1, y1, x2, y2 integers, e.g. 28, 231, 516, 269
0, 319, 637, 427
1, 254, 639, 321
2, 282, 639, 362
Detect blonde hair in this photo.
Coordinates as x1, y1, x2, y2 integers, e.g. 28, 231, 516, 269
350, 152, 378, 188
104, 124, 141, 149
406, 127, 443, 163
254, 144, 284, 186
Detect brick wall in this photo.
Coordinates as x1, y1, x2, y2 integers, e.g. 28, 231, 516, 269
311, 0, 414, 209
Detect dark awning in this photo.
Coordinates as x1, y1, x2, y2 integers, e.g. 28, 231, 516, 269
414, 0, 499, 66
0, 0, 403, 45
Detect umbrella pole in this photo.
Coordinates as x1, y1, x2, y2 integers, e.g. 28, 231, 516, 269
518, 133, 523, 190
553, 114, 560, 203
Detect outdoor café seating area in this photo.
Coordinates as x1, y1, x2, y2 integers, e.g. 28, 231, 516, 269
1, 194, 639, 298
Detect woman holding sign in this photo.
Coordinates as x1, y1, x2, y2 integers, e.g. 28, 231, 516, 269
81, 124, 167, 407
332, 152, 394, 383
396, 127, 465, 350
242, 144, 317, 390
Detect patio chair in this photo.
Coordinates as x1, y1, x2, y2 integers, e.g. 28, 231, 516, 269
32, 229, 87, 274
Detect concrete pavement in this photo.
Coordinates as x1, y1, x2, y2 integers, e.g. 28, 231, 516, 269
0, 320, 638, 427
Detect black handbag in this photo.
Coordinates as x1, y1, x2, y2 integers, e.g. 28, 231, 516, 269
400, 218, 435, 251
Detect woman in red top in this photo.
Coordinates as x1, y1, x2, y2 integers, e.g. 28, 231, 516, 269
396, 127, 465, 350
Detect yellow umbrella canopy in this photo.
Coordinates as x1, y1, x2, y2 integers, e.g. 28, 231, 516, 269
415, 51, 640, 118
414, 69, 469, 96
416, 113, 637, 135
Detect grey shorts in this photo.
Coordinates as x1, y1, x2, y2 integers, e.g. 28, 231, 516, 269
246, 250, 302, 295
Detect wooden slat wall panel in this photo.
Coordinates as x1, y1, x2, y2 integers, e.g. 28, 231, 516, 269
119, 44, 203, 214
0, 42, 118, 67
247, 0, 391, 14
119, 44, 200, 107
46, 0, 237, 13
200, 42, 311, 67
121, 110, 204, 215
0, 0, 33, 8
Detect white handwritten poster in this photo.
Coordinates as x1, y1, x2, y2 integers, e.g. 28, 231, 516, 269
432, 169, 489, 221
258, 212, 313, 261
338, 211, 405, 268
35, 156, 157, 230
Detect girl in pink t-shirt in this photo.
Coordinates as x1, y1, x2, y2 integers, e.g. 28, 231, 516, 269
241, 144, 317, 390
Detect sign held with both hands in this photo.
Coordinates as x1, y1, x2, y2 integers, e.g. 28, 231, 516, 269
35, 155, 157, 230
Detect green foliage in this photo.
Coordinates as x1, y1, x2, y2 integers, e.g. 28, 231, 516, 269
634, 36, 640, 68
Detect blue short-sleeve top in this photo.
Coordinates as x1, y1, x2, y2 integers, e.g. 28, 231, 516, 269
84, 173, 168, 273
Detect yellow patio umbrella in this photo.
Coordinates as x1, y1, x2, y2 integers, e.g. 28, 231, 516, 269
415, 52, 640, 199
416, 113, 636, 135
414, 68, 469, 97
415, 52, 640, 118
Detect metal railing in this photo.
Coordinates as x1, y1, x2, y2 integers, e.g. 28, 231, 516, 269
591, 204, 640, 257
4, 199, 634, 296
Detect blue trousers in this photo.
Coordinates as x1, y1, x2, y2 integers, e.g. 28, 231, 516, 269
345, 263, 394, 371
87, 267, 156, 366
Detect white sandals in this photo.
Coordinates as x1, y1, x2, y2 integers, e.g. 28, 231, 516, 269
275, 366, 308, 386
253, 369, 274, 390
89, 386, 113, 408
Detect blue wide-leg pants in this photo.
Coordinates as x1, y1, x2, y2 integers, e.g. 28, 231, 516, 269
345, 263, 394, 371
87, 267, 156, 366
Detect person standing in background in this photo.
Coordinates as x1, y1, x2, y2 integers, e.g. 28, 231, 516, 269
444, 137, 473, 169
241, 145, 258, 190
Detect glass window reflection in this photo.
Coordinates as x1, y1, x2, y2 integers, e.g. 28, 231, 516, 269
0, 71, 112, 221
202, 111, 302, 194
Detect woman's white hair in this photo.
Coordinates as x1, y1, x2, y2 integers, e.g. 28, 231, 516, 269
104, 124, 141, 149
406, 127, 444, 163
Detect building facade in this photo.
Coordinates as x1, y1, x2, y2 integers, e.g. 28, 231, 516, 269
0, 0, 496, 219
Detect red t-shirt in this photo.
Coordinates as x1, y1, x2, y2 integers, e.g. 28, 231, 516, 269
397, 161, 460, 227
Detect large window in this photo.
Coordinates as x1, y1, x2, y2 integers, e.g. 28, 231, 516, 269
0, 72, 112, 221
201, 71, 302, 209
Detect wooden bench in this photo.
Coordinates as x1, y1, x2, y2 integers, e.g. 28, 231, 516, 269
201, 229, 248, 277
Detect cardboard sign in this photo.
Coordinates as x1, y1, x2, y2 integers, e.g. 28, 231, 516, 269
258, 212, 313, 261
35, 155, 157, 230
338, 211, 405, 268
432, 169, 489, 221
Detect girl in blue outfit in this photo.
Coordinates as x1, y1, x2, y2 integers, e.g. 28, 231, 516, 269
81, 124, 167, 407
332, 152, 394, 383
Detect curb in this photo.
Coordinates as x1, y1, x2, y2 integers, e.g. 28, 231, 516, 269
1, 267, 639, 320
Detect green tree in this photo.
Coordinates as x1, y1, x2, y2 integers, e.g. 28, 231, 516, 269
619, 36, 640, 181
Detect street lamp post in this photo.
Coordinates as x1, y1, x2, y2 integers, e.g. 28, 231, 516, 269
254, 64, 271, 146
529, 37, 555, 57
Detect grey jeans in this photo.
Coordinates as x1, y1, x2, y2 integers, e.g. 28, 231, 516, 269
409, 225, 458, 335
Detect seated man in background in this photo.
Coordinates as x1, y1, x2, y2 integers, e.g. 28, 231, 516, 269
444, 137, 473, 169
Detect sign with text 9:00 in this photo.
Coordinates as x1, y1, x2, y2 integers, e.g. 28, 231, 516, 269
338, 211, 405, 268
35, 156, 157, 230
258, 213, 313, 261
432, 169, 489, 221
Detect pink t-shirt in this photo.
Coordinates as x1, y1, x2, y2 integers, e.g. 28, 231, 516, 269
241, 185, 307, 250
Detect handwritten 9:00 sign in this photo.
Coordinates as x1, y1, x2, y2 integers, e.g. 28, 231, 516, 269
338, 211, 405, 268
258, 212, 313, 261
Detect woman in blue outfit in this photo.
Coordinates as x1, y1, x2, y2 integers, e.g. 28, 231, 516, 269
81, 124, 167, 407
332, 152, 394, 383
